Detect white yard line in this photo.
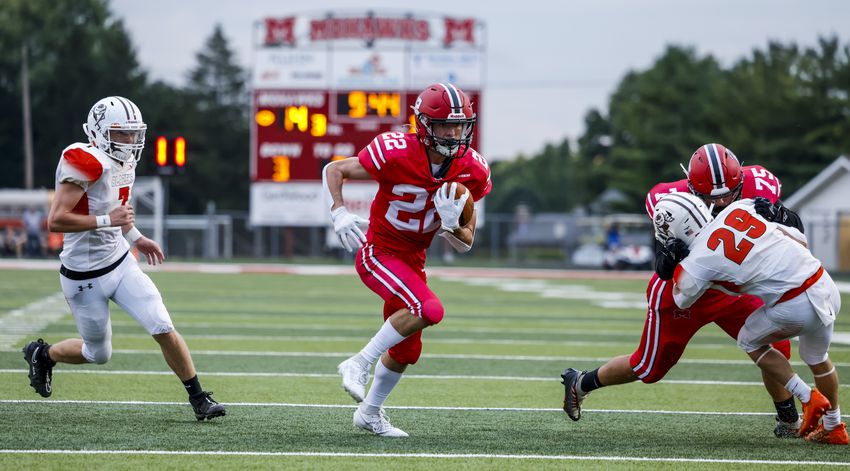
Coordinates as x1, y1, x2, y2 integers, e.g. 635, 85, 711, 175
0, 292, 68, 349
32, 331, 743, 349
0, 449, 844, 466
2, 347, 848, 366
1, 399, 848, 420
0, 398, 809, 415
0, 449, 845, 466
0, 348, 834, 367
1, 368, 848, 388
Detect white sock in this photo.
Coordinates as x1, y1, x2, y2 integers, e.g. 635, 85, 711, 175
784, 374, 812, 404
361, 360, 403, 415
823, 407, 842, 431
358, 320, 406, 365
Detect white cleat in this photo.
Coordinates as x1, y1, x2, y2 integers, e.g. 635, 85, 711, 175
337, 356, 369, 402
354, 407, 409, 438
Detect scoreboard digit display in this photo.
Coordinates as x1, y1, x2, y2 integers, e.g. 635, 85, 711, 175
250, 11, 485, 226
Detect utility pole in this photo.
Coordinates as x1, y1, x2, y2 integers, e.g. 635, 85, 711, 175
22, 43, 34, 189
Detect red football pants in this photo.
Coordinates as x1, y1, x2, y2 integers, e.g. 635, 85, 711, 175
356, 243, 444, 365
630, 273, 791, 383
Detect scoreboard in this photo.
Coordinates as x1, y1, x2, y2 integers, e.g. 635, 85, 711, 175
250, 12, 485, 226
252, 89, 481, 183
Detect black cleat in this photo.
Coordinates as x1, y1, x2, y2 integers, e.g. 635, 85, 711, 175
774, 416, 802, 438
561, 367, 587, 421
22, 338, 55, 398
190, 391, 226, 421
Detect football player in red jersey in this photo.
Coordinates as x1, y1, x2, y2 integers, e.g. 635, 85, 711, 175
562, 143, 807, 437
323, 83, 492, 437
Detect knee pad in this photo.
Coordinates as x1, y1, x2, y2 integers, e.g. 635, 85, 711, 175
420, 299, 444, 325
82, 340, 112, 364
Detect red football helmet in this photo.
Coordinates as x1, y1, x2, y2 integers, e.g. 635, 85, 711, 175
686, 143, 744, 209
412, 83, 476, 159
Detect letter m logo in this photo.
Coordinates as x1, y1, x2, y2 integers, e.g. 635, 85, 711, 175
264, 17, 296, 46
443, 18, 475, 47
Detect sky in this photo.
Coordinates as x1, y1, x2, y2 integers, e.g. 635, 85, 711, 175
110, 0, 849, 160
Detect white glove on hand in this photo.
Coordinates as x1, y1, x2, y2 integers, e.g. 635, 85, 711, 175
433, 182, 469, 231
331, 206, 369, 252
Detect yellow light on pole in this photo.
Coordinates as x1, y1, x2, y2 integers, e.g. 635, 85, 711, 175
174, 137, 186, 167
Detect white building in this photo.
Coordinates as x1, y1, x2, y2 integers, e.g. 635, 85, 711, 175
783, 155, 850, 272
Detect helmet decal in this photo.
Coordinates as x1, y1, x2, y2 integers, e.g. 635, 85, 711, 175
84, 96, 147, 164
653, 192, 713, 246
91, 103, 107, 132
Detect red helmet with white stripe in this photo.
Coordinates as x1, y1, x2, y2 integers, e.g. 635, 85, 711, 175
686, 143, 743, 209
412, 83, 476, 159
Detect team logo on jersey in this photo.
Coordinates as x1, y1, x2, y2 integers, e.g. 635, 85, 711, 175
673, 308, 691, 319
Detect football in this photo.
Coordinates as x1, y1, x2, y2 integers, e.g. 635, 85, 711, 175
454, 182, 475, 227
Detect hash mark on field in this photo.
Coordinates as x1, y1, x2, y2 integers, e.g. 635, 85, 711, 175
0, 450, 846, 466
0, 293, 67, 349
438, 276, 648, 310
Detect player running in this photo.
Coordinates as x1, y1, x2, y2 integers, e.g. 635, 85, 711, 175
324, 83, 491, 437
23, 96, 225, 421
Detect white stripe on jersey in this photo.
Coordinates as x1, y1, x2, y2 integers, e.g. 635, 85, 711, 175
366, 144, 382, 171
374, 138, 387, 164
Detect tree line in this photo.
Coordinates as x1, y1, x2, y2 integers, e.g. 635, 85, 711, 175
490, 39, 850, 213
2, 0, 848, 215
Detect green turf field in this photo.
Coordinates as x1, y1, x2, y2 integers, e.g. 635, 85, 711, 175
0, 267, 848, 469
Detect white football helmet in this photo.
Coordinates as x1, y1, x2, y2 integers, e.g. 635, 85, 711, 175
82, 96, 147, 163
653, 192, 713, 247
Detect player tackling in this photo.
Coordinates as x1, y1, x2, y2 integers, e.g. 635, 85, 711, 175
658, 192, 846, 445
23, 96, 225, 421
323, 83, 491, 437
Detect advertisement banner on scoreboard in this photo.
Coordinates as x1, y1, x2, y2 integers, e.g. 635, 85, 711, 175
252, 50, 329, 88
331, 51, 405, 90
407, 51, 483, 89
250, 181, 377, 227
